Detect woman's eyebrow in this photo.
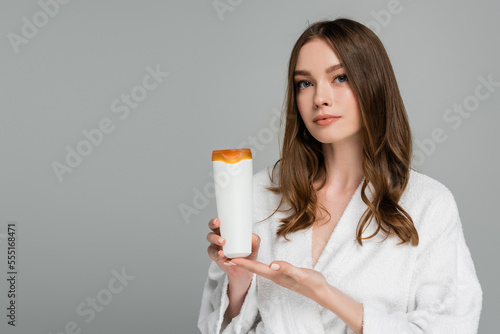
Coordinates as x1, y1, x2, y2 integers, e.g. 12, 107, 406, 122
293, 63, 343, 77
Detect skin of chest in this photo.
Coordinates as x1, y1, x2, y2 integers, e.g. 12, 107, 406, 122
312, 187, 358, 267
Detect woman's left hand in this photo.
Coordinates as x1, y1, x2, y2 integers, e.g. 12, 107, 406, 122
228, 257, 329, 302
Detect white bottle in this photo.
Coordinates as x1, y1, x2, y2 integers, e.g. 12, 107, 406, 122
212, 148, 253, 258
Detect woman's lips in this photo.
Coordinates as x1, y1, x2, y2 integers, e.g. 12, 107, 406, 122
313, 115, 341, 126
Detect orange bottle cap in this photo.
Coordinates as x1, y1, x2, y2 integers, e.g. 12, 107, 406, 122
212, 148, 252, 164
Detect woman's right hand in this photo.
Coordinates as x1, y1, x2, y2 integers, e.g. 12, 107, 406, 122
207, 218, 260, 282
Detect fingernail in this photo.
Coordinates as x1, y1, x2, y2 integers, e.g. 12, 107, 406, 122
217, 250, 222, 258
270, 263, 280, 271
254, 235, 258, 242
218, 237, 224, 244
224, 261, 236, 266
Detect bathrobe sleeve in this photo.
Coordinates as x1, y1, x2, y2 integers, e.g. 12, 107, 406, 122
198, 260, 260, 334
361, 189, 483, 334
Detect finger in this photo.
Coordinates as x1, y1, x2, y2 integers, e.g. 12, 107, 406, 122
229, 258, 272, 278
247, 233, 260, 259
267, 261, 304, 284
208, 218, 221, 234
206, 232, 225, 246
207, 244, 224, 261
252, 233, 260, 245
268, 261, 292, 274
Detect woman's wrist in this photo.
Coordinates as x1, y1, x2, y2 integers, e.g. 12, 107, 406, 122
225, 274, 253, 319
228, 272, 253, 291
315, 283, 364, 334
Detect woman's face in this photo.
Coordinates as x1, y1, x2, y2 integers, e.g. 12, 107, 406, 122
294, 38, 362, 145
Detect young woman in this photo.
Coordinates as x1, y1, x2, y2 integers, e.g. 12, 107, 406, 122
198, 18, 482, 334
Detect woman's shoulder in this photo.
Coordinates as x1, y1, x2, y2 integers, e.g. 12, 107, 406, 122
252, 165, 281, 205
252, 166, 457, 203
406, 168, 461, 234
253, 165, 278, 188
406, 168, 456, 205
251, 166, 459, 210
404, 170, 469, 259
252, 165, 283, 222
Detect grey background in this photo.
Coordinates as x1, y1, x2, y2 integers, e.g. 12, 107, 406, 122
0, 0, 498, 333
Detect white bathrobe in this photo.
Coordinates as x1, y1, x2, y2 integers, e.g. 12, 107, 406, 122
198, 166, 483, 334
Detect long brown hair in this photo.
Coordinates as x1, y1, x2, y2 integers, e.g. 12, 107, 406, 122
267, 18, 418, 246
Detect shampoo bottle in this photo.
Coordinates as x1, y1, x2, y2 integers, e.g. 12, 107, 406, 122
212, 148, 253, 258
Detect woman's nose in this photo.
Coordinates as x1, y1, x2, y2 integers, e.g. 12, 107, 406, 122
313, 81, 332, 108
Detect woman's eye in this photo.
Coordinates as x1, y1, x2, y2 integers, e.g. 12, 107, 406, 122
296, 80, 311, 89
333, 74, 348, 83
